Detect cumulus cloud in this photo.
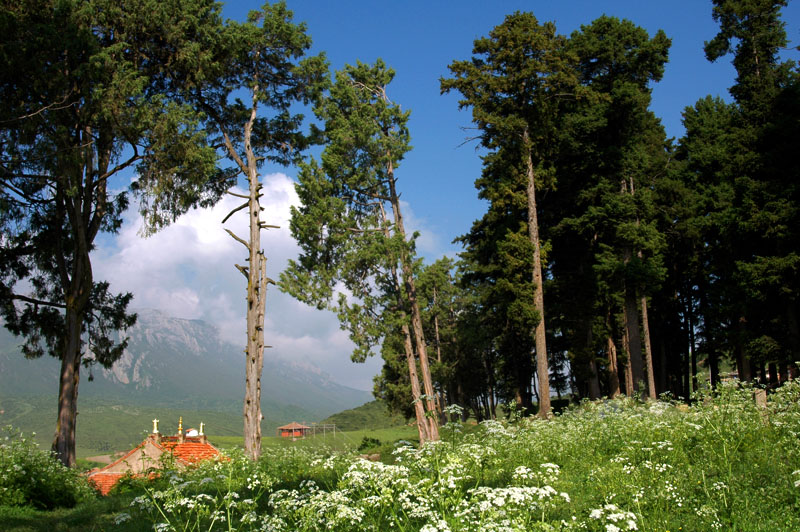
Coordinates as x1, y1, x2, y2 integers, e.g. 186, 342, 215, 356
92, 172, 446, 391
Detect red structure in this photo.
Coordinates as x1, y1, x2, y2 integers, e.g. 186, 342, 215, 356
277, 422, 311, 438
87, 418, 220, 495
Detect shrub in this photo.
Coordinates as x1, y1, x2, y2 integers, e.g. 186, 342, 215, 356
0, 426, 95, 509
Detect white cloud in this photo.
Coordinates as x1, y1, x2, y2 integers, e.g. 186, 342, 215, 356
398, 199, 446, 260
92, 171, 446, 391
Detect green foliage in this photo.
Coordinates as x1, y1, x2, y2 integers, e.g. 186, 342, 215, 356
0, 427, 94, 509
356, 437, 381, 452
10, 381, 795, 531
281, 59, 416, 362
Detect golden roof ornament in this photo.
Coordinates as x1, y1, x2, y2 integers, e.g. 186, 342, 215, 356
178, 416, 183, 435
152, 418, 159, 434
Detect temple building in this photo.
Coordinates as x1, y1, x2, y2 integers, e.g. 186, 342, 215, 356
87, 417, 220, 495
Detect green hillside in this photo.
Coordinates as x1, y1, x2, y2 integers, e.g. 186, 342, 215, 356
0, 395, 316, 459
319, 400, 406, 432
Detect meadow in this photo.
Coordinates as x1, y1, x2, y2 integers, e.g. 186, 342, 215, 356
1, 381, 799, 532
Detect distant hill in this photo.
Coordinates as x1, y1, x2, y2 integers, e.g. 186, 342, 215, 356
0, 309, 372, 454
320, 400, 407, 432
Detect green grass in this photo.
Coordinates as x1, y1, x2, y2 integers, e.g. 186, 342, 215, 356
210, 425, 419, 454
0, 497, 135, 532
3, 381, 800, 531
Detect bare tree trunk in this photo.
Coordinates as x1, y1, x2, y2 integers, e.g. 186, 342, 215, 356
221, 85, 270, 461
523, 129, 551, 418
242, 143, 267, 462
640, 295, 656, 399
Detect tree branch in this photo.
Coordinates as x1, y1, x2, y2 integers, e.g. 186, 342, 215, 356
10, 294, 67, 309
222, 201, 250, 224
225, 228, 250, 250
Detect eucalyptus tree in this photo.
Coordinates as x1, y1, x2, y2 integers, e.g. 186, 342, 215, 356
0, 0, 228, 466
280, 60, 439, 443
172, 2, 328, 460
442, 12, 578, 417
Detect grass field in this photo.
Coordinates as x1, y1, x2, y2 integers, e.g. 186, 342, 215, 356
4, 381, 799, 531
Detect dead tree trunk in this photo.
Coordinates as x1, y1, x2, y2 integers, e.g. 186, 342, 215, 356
220, 83, 273, 461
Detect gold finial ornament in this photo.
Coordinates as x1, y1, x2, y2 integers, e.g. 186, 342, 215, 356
152, 418, 159, 434
199, 422, 205, 436
178, 416, 183, 434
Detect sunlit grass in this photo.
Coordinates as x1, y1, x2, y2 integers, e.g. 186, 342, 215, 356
3, 381, 800, 531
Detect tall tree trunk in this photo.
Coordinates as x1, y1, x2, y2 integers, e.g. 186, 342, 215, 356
222, 87, 269, 461
388, 163, 439, 441
658, 340, 668, 396
688, 302, 698, 395
735, 316, 752, 381
623, 256, 644, 397
606, 330, 621, 398
523, 129, 551, 418
403, 322, 431, 444
588, 358, 602, 400
786, 302, 800, 367
586, 326, 601, 400
432, 290, 447, 425
52, 307, 82, 467
242, 156, 267, 461
640, 295, 656, 399
52, 175, 95, 467
621, 325, 634, 396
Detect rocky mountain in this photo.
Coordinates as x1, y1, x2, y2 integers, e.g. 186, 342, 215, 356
0, 309, 372, 422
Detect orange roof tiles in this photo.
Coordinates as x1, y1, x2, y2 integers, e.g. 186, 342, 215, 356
87, 434, 221, 495
161, 439, 220, 464
277, 422, 310, 430
88, 472, 127, 496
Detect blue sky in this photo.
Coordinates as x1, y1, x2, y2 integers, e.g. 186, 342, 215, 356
93, 1, 799, 391
226, 0, 800, 259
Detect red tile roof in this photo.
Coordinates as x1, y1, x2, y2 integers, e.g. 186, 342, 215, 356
88, 472, 127, 496
87, 434, 220, 495
277, 422, 310, 430
160, 438, 220, 464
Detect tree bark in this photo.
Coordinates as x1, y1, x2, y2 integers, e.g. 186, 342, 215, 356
387, 161, 439, 441
606, 311, 621, 398
402, 322, 431, 444
432, 298, 447, 425
240, 88, 267, 461
640, 295, 656, 399
52, 307, 82, 467
523, 128, 551, 418
735, 316, 752, 382
623, 253, 644, 397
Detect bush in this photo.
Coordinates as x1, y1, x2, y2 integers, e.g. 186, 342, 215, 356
357, 436, 381, 452
0, 426, 95, 509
